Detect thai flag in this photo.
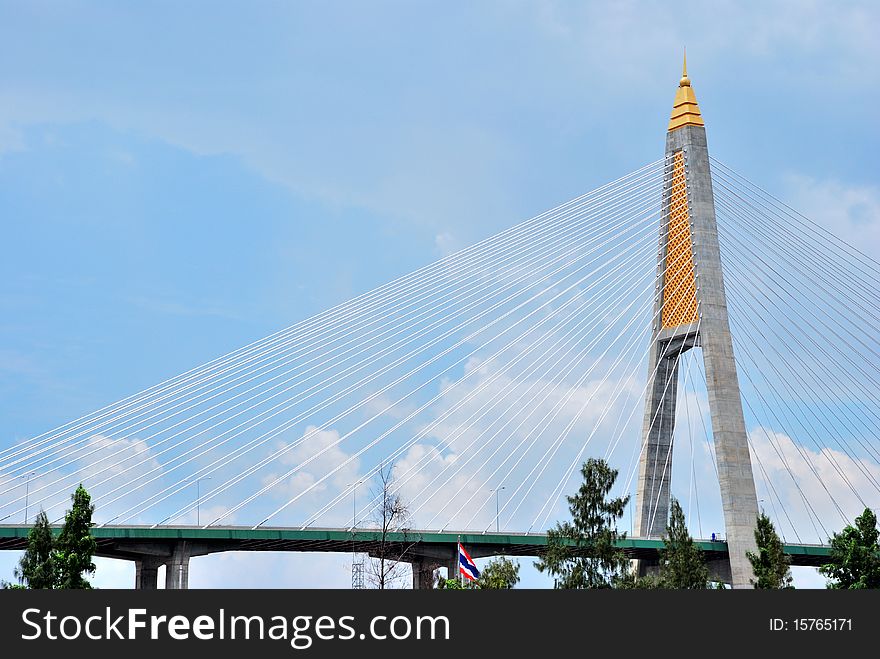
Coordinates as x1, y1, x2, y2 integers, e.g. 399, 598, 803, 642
458, 543, 480, 581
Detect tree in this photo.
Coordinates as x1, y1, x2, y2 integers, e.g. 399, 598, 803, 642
819, 508, 880, 589
53, 484, 97, 589
435, 556, 520, 589
477, 556, 520, 589
657, 498, 709, 589
437, 578, 468, 590
535, 458, 631, 588
365, 464, 414, 589
747, 512, 793, 589
13, 510, 57, 589
615, 572, 662, 589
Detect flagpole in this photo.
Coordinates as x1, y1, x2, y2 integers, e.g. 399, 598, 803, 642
458, 534, 463, 588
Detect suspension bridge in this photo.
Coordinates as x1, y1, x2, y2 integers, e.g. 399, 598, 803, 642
1, 58, 878, 589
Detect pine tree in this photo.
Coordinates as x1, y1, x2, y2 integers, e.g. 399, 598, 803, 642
13, 510, 57, 589
53, 485, 97, 589
658, 498, 709, 589
747, 512, 793, 589
535, 458, 630, 588
819, 508, 880, 589
614, 571, 662, 589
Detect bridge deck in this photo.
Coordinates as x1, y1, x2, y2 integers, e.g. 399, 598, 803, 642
0, 525, 831, 567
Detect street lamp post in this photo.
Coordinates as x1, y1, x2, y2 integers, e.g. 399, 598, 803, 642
21, 471, 35, 525
347, 479, 365, 529
191, 477, 212, 526
490, 486, 505, 533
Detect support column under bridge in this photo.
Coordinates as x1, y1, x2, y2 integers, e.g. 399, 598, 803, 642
100, 539, 214, 589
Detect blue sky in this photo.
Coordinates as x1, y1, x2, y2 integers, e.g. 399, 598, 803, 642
1, 1, 878, 588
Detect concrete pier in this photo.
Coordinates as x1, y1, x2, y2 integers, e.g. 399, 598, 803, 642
164, 541, 192, 589
134, 556, 164, 590
121, 539, 212, 589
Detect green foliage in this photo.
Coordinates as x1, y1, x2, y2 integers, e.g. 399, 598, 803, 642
13, 510, 57, 589
53, 485, 97, 589
477, 556, 520, 589
615, 498, 710, 589
747, 512, 793, 589
535, 458, 631, 588
657, 498, 709, 589
614, 572, 662, 589
435, 556, 519, 589
3, 486, 98, 590
437, 577, 470, 590
819, 508, 880, 589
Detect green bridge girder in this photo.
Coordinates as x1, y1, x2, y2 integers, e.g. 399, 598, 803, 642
0, 525, 831, 567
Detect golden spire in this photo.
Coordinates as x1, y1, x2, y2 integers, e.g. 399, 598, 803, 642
668, 50, 704, 131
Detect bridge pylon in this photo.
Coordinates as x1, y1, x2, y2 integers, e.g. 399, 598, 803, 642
633, 54, 759, 588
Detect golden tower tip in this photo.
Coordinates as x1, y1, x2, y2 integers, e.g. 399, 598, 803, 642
668, 49, 703, 131
679, 50, 691, 87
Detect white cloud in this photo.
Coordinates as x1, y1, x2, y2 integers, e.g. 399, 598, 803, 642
782, 175, 880, 260
75, 434, 167, 524
362, 392, 416, 422
530, 0, 880, 84
389, 443, 485, 530
434, 232, 458, 256
748, 425, 880, 542
2, 2, 874, 249
260, 426, 361, 507
76, 434, 162, 483
377, 341, 649, 532
0, 434, 164, 525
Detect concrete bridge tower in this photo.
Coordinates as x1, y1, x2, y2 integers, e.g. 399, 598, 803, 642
633, 54, 760, 588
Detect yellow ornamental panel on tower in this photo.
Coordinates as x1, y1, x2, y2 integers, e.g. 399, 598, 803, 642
661, 151, 699, 329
